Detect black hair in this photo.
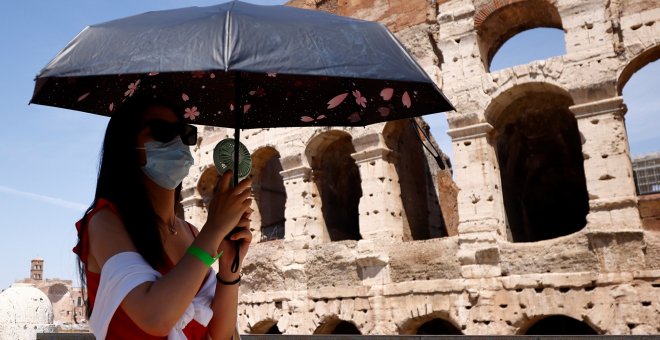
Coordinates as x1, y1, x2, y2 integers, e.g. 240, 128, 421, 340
76, 95, 184, 317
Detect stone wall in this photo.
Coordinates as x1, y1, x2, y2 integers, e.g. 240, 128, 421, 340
181, 0, 660, 335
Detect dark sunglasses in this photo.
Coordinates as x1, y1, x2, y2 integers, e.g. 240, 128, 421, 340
142, 119, 197, 146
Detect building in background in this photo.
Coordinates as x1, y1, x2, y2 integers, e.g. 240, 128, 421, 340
0, 259, 90, 339
633, 153, 660, 195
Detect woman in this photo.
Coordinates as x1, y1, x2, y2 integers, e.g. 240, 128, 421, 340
74, 96, 252, 339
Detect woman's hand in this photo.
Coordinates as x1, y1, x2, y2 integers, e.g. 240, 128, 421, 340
217, 225, 252, 279
203, 171, 253, 243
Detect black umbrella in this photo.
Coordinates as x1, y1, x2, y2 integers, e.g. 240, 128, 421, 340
31, 0, 454, 273
31, 1, 452, 130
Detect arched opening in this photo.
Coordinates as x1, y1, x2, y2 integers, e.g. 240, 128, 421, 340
416, 319, 462, 335
476, 0, 563, 72
306, 131, 362, 241
490, 28, 566, 71
487, 85, 589, 242
618, 46, 660, 230
251, 147, 286, 242
314, 316, 361, 334
384, 120, 447, 240
250, 319, 282, 334
522, 315, 598, 335
197, 166, 220, 208
47, 284, 69, 303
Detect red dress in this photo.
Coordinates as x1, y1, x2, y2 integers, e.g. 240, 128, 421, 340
74, 198, 208, 339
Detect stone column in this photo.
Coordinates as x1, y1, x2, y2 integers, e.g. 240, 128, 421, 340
447, 122, 504, 278
570, 96, 642, 230
279, 156, 326, 246
351, 134, 405, 241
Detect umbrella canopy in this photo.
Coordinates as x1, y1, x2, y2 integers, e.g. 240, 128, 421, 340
30, 1, 453, 128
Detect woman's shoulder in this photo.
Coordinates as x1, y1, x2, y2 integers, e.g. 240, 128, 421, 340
87, 202, 137, 269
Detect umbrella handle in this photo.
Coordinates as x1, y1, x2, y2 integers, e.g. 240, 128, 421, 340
224, 227, 242, 273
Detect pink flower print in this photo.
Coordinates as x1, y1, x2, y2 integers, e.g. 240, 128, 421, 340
182, 93, 189, 101
380, 88, 394, 101
124, 80, 140, 97
109, 102, 115, 112
301, 115, 327, 123
243, 104, 251, 113
249, 87, 266, 97
348, 112, 361, 123
229, 103, 235, 111
327, 93, 348, 109
402, 91, 411, 108
353, 90, 367, 108
77, 92, 90, 102
184, 106, 200, 120
378, 107, 390, 117
191, 71, 205, 78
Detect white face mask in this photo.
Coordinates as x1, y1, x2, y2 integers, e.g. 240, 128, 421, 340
137, 138, 194, 190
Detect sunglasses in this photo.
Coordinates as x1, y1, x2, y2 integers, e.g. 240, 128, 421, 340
142, 119, 197, 146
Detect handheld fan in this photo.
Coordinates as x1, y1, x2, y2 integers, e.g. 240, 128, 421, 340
213, 138, 252, 273
213, 138, 252, 181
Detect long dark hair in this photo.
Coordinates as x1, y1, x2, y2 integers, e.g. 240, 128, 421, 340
77, 96, 183, 316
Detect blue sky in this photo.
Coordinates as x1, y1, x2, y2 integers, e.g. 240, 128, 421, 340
0, 4, 657, 291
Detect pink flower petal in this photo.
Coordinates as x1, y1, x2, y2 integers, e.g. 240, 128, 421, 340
77, 93, 90, 102
148, 72, 159, 76
301, 116, 314, 122
316, 115, 326, 120
182, 93, 189, 101
249, 91, 256, 96
380, 88, 394, 101
109, 102, 115, 112
327, 93, 349, 109
210, 73, 216, 79
402, 91, 411, 108
378, 107, 390, 117
230, 103, 235, 111
348, 112, 361, 123
243, 104, 251, 113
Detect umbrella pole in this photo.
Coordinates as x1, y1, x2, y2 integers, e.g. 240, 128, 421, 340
227, 71, 243, 273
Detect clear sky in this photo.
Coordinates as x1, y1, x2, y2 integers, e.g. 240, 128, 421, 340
0, 3, 657, 291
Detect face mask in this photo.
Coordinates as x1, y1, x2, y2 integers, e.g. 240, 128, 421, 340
138, 138, 194, 190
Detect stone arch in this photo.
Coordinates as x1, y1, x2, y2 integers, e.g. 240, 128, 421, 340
518, 315, 600, 335
47, 284, 69, 303
383, 119, 447, 240
398, 312, 462, 335
313, 315, 361, 334
197, 166, 220, 208
475, 0, 563, 71
485, 83, 589, 242
251, 146, 286, 242
305, 130, 362, 241
250, 318, 282, 334
617, 44, 660, 95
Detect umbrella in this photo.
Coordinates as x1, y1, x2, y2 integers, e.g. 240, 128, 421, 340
31, 1, 452, 132
30, 0, 454, 269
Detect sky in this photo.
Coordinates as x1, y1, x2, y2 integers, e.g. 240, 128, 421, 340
0, 4, 657, 291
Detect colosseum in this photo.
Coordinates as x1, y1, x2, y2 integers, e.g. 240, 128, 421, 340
179, 0, 660, 336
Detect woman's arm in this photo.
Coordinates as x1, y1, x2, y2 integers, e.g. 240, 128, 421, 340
207, 227, 252, 339
87, 173, 252, 336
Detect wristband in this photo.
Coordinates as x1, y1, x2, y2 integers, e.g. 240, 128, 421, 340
187, 246, 223, 267
216, 273, 242, 285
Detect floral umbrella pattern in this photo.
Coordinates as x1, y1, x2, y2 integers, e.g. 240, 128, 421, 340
32, 69, 450, 129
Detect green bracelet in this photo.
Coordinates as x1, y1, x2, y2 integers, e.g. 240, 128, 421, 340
187, 246, 223, 267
